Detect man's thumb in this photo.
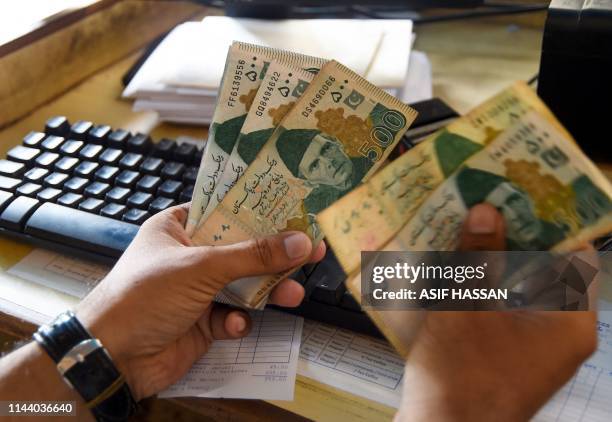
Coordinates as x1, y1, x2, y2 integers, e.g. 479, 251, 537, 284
459, 203, 506, 251
206, 231, 313, 282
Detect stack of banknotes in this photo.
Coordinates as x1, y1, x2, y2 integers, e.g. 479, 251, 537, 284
187, 42, 612, 355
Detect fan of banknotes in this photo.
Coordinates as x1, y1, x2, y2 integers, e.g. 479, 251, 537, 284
187, 42, 612, 354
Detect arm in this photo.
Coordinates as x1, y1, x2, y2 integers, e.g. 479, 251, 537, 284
395, 204, 597, 421
0, 342, 90, 421
0, 203, 325, 418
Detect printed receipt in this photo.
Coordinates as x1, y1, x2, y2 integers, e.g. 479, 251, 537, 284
298, 319, 404, 408
160, 309, 303, 400
535, 303, 612, 421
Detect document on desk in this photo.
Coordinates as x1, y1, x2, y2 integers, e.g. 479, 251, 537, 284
7, 249, 110, 298
535, 302, 612, 421
298, 320, 404, 408
160, 309, 303, 400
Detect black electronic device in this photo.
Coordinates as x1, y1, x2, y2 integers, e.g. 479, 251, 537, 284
538, 0, 612, 161
0, 99, 458, 337
221, 0, 484, 19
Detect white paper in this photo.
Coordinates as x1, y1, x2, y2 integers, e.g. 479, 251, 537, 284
160, 309, 303, 401
8, 249, 110, 298
535, 303, 612, 421
298, 319, 404, 408
399, 50, 433, 104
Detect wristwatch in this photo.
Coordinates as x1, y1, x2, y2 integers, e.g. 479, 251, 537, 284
33, 310, 138, 421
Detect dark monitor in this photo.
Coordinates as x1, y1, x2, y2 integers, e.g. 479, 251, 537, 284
222, 0, 485, 19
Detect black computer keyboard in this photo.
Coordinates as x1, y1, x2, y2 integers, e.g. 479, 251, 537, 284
0, 99, 459, 337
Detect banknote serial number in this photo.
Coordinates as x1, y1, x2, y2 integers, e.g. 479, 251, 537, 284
256, 71, 281, 116
227, 59, 247, 107
0, 401, 75, 416
301, 76, 336, 118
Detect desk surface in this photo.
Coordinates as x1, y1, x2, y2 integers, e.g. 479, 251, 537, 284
0, 13, 583, 422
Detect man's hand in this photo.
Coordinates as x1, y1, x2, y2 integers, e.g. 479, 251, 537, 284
395, 203, 598, 421
76, 203, 325, 400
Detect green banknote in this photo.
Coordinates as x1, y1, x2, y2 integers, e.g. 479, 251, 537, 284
191, 60, 417, 308
318, 82, 573, 274
344, 108, 612, 358
198, 60, 320, 224
396, 110, 612, 252
186, 42, 325, 235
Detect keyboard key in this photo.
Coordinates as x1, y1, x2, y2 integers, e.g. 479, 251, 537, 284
303, 250, 346, 300
0, 160, 25, 177
7, 146, 40, 164
194, 147, 203, 164
119, 152, 143, 170
140, 157, 164, 175
161, 161, 185, 180
0, 196, 40, 231
64, 177, 89, 193
99, 148, 122, 165
105, 187, 131, 204
41, 135, 64, 152
57, 192, 83, 208
60, 140, 84, 156
0, 175, 22, 192
84, 181, 111, 199
78, 198, 105, 213
74, 161, 100, 178
78, 144, 103, 161
94, 165, 119, 183
115, 170, 139, 188
174, 143, 197, 164
107, 129, 131, 149
157, 180, 182, 199
183, 166, 198, 185
24, 167, 49, 183
35, 152, 60, 169
127, 133, 152, 153
100, 203, 126, 219
122, 208, 150, 225
45, 116, 70, 137
37, 187, 62, 202
136, 175, 161, 193
0, 191, 13, 213
152, 138, 176, 159
25, 202, 138, 257
17, 182, 42, 197
23, 131, 46, 148
54, 156, 79, 173
149, 197, 176, 214
179, 184, 194, 203
43, 172, 69, 188
126, 192, 153, 209
87, 125, 111, 144
69, 120, 93, 141
311, 275, 346, 305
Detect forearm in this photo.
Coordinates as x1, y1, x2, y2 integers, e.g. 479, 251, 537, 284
0, 342, 92, 421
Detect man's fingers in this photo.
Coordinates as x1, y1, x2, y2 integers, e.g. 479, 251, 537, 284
209, 305, 252, 340
268, 279, 305, 307
206, 231, 313, 282
308, 241, 326, 264
459, 203, 506, 251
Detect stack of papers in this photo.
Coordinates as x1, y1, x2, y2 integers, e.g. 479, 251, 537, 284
123, 16, 428, 125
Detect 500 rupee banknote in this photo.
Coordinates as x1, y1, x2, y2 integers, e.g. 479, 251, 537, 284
198, 60, 320, 224
317, 82, 575, 274
396, 110, 612, 252
186, 42, 326, 234
191, 60, 417, 309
